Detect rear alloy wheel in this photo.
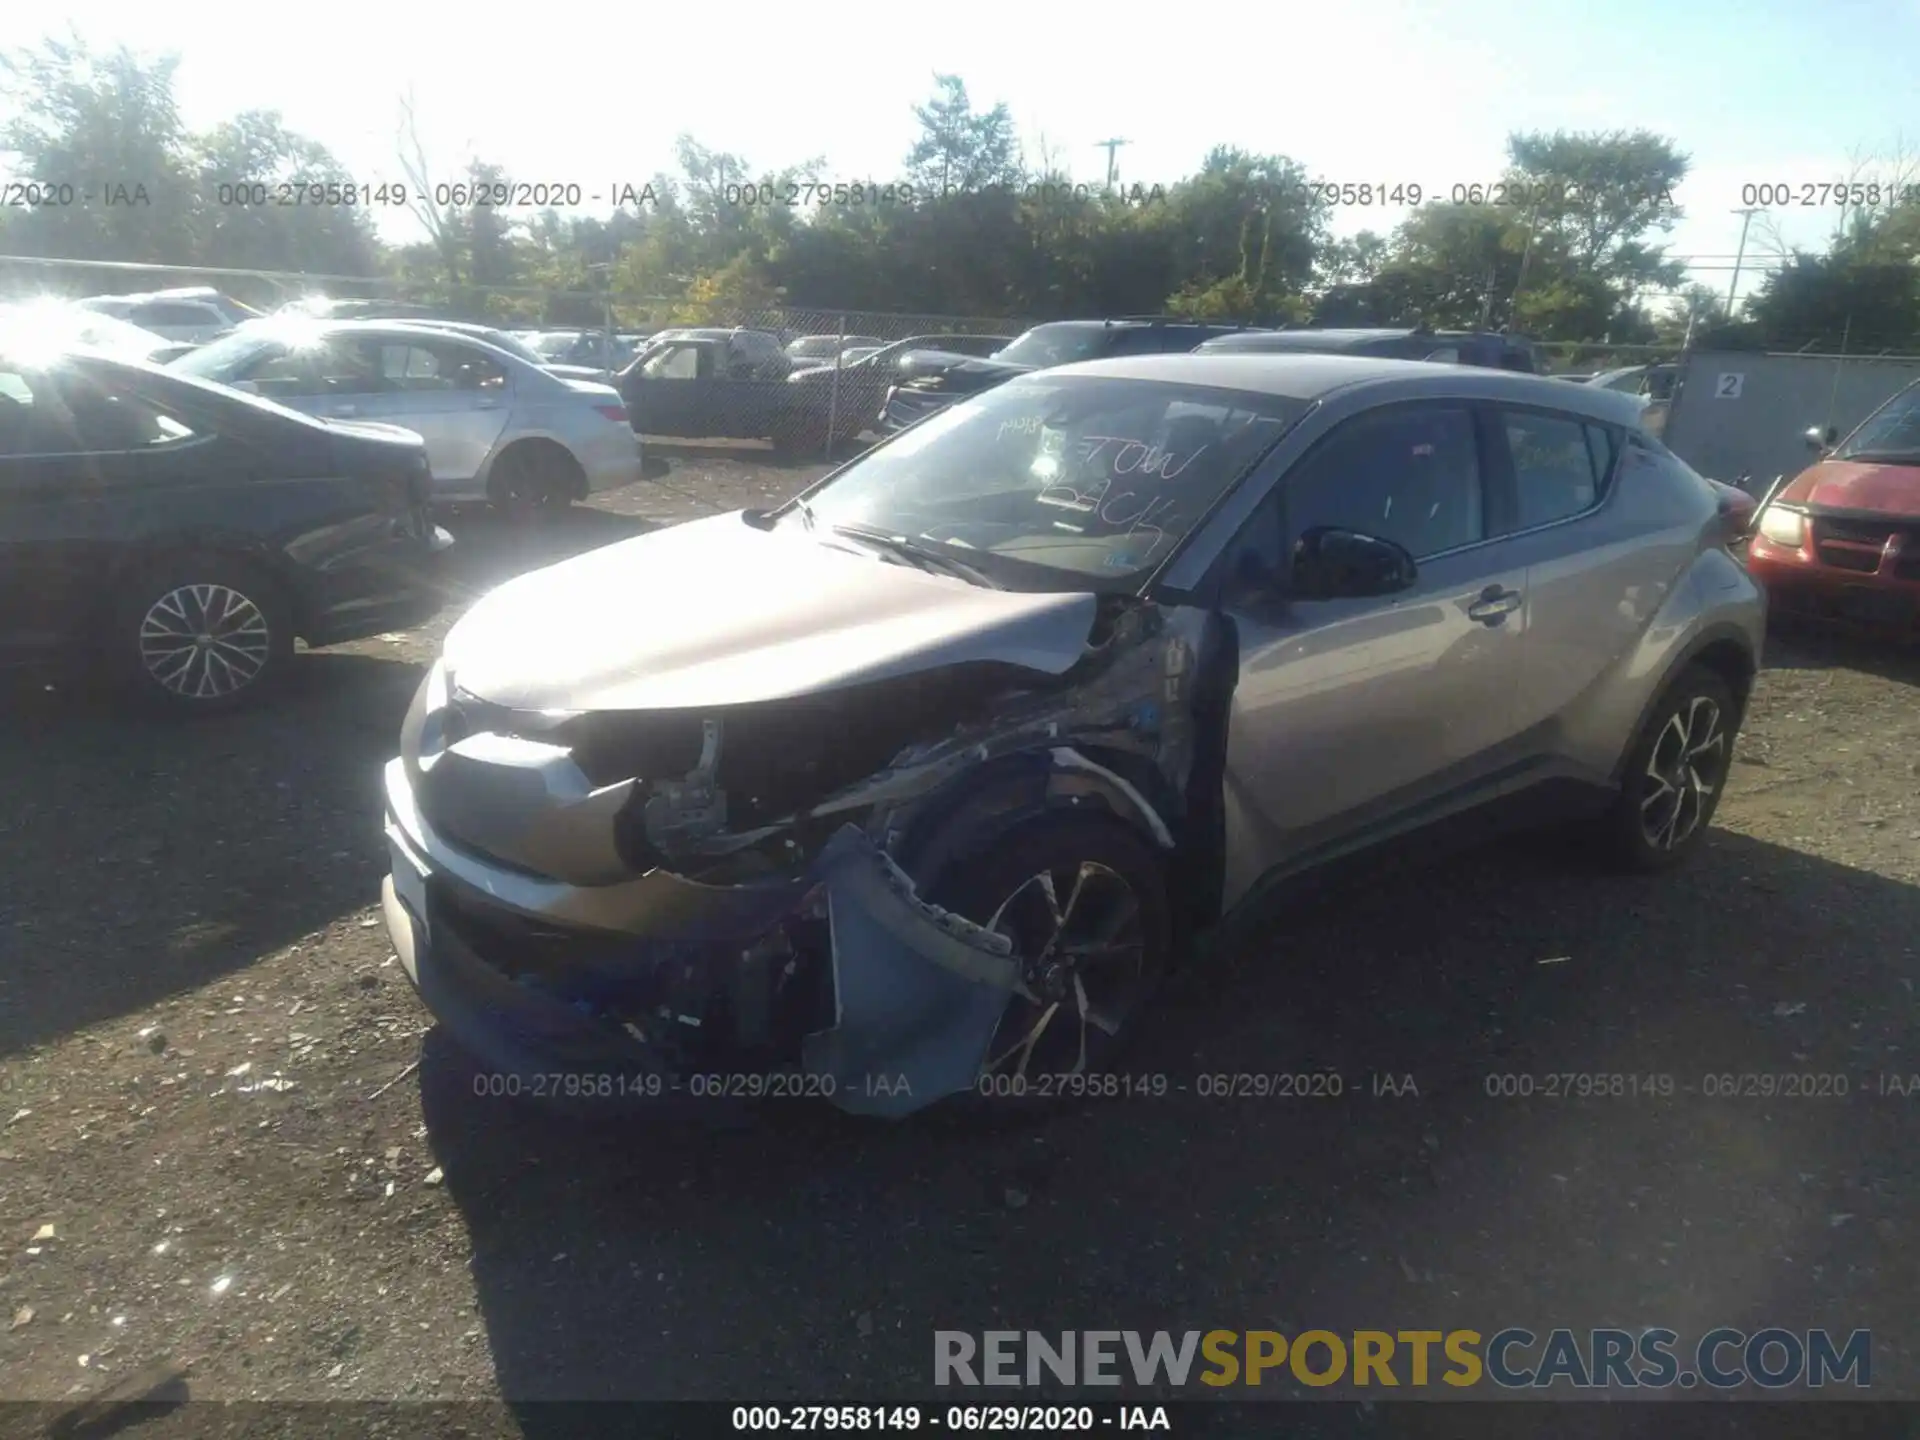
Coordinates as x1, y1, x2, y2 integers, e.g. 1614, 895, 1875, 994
1599, 666, 1737, 871
930, 814, 1171, 1093
117, 554, 292, 713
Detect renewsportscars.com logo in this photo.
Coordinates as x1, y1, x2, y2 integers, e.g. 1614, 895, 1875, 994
934, 1328, 1871, 1390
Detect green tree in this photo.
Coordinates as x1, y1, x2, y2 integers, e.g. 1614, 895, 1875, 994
192, 111, 380, 279
1741, 253, 1920, 352
0, 34, 198, 266
904, 74, 1022, 196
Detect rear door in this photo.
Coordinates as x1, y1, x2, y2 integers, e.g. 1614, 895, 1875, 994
317, 335, 512, 482
1217, 400, 1529, 897
1485, 411, 1685, 766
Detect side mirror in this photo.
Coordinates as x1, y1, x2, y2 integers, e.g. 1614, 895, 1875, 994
1805, 425, 1837, 452
1289, 526, 1418, 600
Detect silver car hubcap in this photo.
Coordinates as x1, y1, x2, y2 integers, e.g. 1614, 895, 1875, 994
1640, 695, 1725, 851
139, 584, 271, 699
978, 862, 1149, 1080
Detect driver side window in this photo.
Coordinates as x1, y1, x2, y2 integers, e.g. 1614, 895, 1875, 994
1282, 403, 1485, 560
643, 343, 703, 381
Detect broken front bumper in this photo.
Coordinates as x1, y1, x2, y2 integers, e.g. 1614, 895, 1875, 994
380, 758, 1019, 1117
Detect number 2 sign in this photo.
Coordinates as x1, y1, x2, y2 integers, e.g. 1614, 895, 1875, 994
1715, 372, 1745, 399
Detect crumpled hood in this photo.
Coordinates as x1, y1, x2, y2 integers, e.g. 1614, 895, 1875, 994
442, 510, 1100, 711
1778, 459, 1920, 517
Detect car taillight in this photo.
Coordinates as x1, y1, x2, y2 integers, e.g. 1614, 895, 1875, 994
594, 404, 627, 424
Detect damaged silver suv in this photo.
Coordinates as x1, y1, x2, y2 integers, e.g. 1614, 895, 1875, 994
380, 353, 1764, 1117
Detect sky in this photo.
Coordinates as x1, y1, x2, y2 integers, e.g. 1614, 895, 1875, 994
12, 0, 1920, 312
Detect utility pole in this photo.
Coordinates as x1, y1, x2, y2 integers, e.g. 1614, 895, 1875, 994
1094, 138, 1129, 189
1726, 206, 1762, 322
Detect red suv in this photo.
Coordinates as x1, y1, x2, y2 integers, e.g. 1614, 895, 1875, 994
1747, 379, 1920, 631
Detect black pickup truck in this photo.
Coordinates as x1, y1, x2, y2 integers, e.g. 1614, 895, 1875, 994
877, 317, 1266, 432
620, 329, 1010, 453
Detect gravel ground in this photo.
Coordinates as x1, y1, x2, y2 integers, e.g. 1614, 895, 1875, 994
2, 455, 1917, 1408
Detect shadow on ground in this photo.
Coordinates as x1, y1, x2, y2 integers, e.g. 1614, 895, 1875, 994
421, 827, 1919, 1404
0, 505, 654, 1058
0, 654, 424, 1056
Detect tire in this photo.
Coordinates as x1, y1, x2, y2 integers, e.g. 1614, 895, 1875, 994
1595, 665, 1738, 872
488, 443, 579, 520
924, 812, 1172, 1097
112, 551, 293, 714
770, 423, 824, 462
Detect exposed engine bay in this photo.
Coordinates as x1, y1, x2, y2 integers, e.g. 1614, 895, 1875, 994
385, 593, 1232, 1117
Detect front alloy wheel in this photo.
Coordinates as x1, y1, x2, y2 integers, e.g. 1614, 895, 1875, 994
139, 583, 272, 701
979, 860, 1154, 1079
925, 812, 1172, 1093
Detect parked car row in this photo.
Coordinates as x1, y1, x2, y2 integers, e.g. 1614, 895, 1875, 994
875, 321, 1550, 434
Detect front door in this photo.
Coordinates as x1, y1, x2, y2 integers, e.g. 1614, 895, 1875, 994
624, 341, 712, 437
1218, 400, 1529, 905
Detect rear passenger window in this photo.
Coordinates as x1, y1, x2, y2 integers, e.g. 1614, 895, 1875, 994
1503, 411, 1614, 529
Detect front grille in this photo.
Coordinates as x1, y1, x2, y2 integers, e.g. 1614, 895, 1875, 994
1817, 546, 1882, 573
1810, 512, 1916, 576
1814, 515, 1901, 546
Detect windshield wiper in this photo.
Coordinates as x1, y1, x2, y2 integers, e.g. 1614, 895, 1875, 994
830, 523, 1001, 588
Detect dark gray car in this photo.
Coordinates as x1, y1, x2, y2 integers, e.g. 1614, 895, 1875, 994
380, 355, 1764, 1118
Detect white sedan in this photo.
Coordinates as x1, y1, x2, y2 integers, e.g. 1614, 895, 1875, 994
171, 319, 652, 513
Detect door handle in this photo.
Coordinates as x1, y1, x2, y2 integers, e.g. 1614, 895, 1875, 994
1467, 585, 1523, 625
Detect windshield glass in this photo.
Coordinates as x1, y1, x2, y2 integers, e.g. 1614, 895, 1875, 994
528, 332, 581, 358
783, 374, 1305, 586
788, 336, 842, 358
1837, 383, 1920, 463
992, 325, 1107, 369
167, 328, 284, 379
